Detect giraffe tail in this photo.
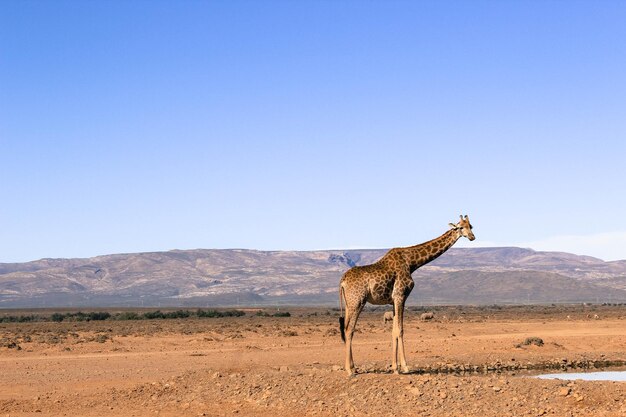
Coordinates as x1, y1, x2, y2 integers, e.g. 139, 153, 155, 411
339, 285, 346, 343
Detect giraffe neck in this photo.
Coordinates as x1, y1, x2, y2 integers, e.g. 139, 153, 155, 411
403, 228, 461, 273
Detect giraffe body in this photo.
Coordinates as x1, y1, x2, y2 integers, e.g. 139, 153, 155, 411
339, 215, 475, 376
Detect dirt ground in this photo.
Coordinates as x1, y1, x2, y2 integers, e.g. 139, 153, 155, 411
1, 305, 626, 417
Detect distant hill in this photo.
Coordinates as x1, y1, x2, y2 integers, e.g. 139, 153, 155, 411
2, 247, 626, 308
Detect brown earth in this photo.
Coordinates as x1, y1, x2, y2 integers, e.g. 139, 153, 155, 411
1, 305, 626, 417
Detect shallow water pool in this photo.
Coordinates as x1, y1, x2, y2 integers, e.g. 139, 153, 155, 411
536, 371, 626, 381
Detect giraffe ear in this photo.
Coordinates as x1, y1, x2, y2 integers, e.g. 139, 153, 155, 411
449, 223, 458, 229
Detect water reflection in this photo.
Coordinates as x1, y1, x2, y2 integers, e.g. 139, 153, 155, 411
537, 371, 626, 381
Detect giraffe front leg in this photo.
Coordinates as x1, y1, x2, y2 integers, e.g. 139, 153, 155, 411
396, 303, 409, 373
391, 317, 399, 374
392, 299, 409, 374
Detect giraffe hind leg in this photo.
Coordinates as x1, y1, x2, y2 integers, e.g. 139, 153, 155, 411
392, 298, 409, 374
344, 301, 364, 376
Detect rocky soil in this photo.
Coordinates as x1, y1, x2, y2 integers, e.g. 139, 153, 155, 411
1, 305, 626, 416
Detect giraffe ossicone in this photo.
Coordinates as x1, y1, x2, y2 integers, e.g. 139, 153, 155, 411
338, 215, 475, 376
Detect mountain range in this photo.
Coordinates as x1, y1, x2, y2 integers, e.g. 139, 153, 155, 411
2, 247, 626, 308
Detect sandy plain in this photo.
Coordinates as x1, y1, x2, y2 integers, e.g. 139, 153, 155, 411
1, 305, 626, 417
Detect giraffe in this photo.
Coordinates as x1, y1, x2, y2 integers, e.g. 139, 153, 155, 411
338, 215, 475, 376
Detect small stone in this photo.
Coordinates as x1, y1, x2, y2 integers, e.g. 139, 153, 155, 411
279, 366, 289, 372
331, 365, 342, 371
409, 388, 423, 396
493, 386, 502, 392
439, 391, 448, 399
558, 387, 571, 397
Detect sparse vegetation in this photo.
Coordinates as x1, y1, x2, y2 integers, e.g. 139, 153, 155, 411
0, 337, 21, 349
196, 309, 245, 318
0, 309, 246, 323
517, 336, 544, 348
144, 310, 185, 319
255, 310, 291, 317
50, 313, 65, 322
141, 310, 167, 319
91, 334, 111, 343
50, 312, 111, 322
114, 311, 140, 320
0, 314, 39, 323
0, 313, 80, 324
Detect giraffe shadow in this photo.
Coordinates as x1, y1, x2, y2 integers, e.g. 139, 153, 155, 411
355, 368, 396, 375
355, 367, 438, 376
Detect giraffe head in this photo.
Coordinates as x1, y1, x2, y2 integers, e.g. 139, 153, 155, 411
449, 215, 475, 241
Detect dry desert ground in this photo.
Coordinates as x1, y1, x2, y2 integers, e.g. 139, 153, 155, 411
1, 305, 626, 417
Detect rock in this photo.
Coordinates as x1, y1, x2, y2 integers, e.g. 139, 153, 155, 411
331, 365, 342, 372
557, 387, 571, 397
493, 386, 502, 392
279, 366, 289, 372
421, 312, 435, 321
520, 337, 544, 347
439, 391, 447, 399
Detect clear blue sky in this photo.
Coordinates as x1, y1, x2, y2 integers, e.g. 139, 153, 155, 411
2, 1, 626, 262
